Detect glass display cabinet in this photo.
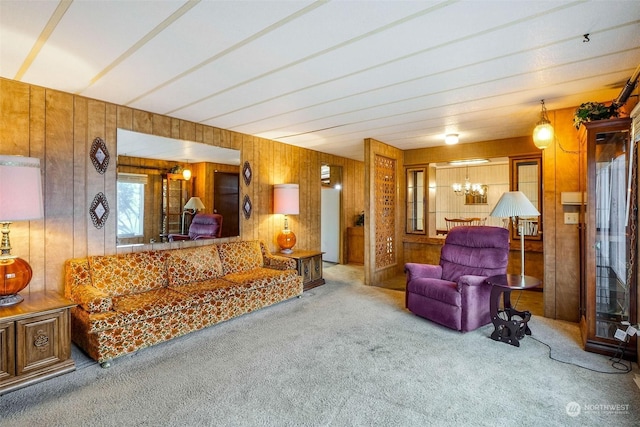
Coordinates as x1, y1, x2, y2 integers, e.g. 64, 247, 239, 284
579, 117, 637, 358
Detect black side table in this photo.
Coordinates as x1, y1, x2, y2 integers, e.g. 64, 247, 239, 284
486, 274, 541, 347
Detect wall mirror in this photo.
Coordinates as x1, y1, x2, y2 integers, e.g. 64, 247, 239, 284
510, 155, 542, 240
116, 129, 241, 246
406, 158, 511, 237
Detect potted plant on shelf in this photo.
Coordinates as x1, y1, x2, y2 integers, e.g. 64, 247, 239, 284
573, 101, 620, 129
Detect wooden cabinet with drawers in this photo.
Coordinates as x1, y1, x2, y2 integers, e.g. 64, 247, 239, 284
281, 250, 325, 291
0, 291, 76, 395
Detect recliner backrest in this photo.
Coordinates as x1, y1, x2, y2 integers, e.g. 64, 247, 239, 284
189, 213, 223, 239
440, 226, 509, 282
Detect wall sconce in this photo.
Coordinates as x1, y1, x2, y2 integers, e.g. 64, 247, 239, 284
0, 155, 44, 306
533, 99, 554, 149
273, 184, 299, 253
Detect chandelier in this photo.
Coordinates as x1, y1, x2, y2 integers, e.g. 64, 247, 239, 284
452, 167, 485, 197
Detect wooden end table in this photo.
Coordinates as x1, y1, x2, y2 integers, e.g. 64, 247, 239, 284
0, 291, 76, 395
486, 274, 541, 347
280, 250, 325, 291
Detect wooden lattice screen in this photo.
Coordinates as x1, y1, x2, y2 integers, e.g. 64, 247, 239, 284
374, 154, 396, 269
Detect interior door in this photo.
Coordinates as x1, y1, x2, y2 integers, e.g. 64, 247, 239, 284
213, 172, 239, 237
321, 187, 340, 263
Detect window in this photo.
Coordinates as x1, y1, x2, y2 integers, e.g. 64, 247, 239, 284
117, 173, 147, 238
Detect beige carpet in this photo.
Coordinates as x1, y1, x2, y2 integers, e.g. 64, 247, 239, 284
0, 263, 638, 426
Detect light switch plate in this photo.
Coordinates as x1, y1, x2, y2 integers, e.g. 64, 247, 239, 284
564, 212, 579, 224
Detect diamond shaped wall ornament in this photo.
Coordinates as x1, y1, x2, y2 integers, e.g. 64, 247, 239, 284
90, 137, 110, 174
242, 161, 252, 186
242, 194, 252, 219
90, 192, 110, 229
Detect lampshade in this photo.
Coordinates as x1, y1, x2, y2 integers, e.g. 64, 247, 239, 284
532, 99, 554, 149
273, 184, 299, 215
0, 155, 44, 222
182, 168, 191, 180
490, 191, 540, 278
0, 155, 44, 306
184, 197, 205, 211
490, 191, 540, 218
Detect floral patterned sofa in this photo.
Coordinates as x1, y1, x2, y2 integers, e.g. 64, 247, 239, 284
65, 240, 303, 367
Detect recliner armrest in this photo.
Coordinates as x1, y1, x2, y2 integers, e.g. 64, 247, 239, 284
404, 263, 443, 281
193, 235, 217, 240
168, 234, 189, 242
457, 274, 490, 289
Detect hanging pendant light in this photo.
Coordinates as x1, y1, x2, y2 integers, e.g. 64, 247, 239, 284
533, 99, 554, 149
182, 160, 192, 180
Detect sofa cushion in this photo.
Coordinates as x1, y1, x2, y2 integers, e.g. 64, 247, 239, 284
169, 278, 240, 304
166, 245, 224, 286
217, 241, 263, 274
88, 251, 168, 297
112, 288, 194, 324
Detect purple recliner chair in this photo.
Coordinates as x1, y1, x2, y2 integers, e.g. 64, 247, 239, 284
405, 226, 510, 332
168, 213, 223, 241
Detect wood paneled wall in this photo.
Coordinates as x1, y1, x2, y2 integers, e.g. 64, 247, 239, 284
0, 78, 364, 295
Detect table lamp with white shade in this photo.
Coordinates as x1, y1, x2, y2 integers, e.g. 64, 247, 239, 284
274, 184, 299, 253
0, 155, 44, 306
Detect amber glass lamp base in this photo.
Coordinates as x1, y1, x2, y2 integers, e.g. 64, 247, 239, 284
277, 230, 297, 254
0, 257, 33, 306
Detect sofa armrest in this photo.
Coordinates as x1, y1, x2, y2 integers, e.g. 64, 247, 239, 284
264, 254, 297, 270
404, 263, 442, 282
72, 285, 114, 313
259, 241, 296, 270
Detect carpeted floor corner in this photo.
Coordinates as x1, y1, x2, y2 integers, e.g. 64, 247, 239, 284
0, 263, 638, 426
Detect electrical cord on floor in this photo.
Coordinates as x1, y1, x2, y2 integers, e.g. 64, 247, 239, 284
498, 291, 632, 374
507, 290, 634, 374
529, 332, 633, 374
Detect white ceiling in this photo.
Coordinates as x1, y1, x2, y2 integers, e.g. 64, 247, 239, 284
2, 0, 639, 162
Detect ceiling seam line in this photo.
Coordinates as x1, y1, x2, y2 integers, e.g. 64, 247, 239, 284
163, 0, 460, 116
76, 0, 202, 94
213, 18, 640, 129
178, 0, 583, 121
14, 0, 73, 81
250, 49, 640, 136
124, 0, 331, 107
271, 67, 636, 141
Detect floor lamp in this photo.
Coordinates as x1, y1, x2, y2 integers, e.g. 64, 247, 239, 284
490, 191, 540, 278
0, 155, 44, 306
